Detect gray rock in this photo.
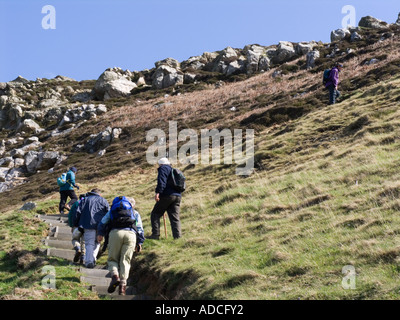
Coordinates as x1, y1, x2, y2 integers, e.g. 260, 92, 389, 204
258, 56, 271, 71
306, 50, 320, 69
396, 13, 400, 25
93, 70, 137, 100
350, 31, 363, 42
97, 149, 106, 157
296, 42, 316, 55
71, 91, 93, 102
18, 119, 43, 134
274, 41, 297, 63
226, 60, 245, 76
24, 151, 40, 173
36, 151, 60, 170
19, 202, 36, 211
358, 16, 388, 29
331, 28, 350, 42
38, 98, 63, 109
152, 65, 183, 89
84, 127, 122, 153
96, 104, 107, 115
155, 58, 180, 69
245, 45, 266, 74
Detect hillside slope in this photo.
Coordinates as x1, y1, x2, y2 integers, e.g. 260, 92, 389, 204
1, 17, 400, 299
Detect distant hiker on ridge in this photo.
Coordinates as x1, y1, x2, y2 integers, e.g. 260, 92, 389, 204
324, 62, 343, 105
59, 167, 79, 215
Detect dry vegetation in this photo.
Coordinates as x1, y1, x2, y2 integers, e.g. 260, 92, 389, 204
1, 25, 400, 300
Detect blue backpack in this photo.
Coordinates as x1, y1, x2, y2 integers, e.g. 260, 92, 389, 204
110, 196, 137, 231
323, 69, 331, 85
57, 172, 67, 187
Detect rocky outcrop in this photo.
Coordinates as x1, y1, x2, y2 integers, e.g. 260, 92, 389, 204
331, 28, 351, 42
306, 50, 320, 69
93, 68, 137, 100
358, 16, 388, 29
152, 63, 184, 89
84, 126, 122, 153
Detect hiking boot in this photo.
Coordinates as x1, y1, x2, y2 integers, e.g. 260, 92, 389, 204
108, 275, 120, 294
86, 262, 95, 269
147, 234, 160, 240
119, 284, 126, 296
73, 248, 82, 263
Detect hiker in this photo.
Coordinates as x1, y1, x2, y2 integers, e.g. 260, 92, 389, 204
148, 157, 182, 240
74, 188, 109, 268
59, 167, 80, 215
325, 63, 343, 105
68, 193, 87, 264
97, 196, 145, 295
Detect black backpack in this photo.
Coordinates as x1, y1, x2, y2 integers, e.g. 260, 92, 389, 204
170, 168, 186, 193
323, 69, 331, 85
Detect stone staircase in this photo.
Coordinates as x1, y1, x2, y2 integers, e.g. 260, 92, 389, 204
38, 214, 145, 300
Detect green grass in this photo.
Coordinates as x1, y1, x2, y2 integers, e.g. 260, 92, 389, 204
2, 30, 400, 299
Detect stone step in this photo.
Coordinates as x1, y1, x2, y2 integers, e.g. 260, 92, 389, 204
49, 233, 71, 241
80, 267, 111, 278
51, 226, 72, 235
81, 275, 111, 287
46, 248, 75, 260
38, 214, 69, 222
45, 238, 73, 250
89, 285, 138, 299
42, 220, 69, 227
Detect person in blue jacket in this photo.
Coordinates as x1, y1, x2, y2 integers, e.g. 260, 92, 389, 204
59, 166, 79, 214
73, 188, 109, 268
148, 157, 182, 240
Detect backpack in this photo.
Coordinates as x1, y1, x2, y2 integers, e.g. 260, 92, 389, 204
323, 69, 331, 85
170, 168, 186, 193
109, 196, 137, 231
57, 172, 67, 187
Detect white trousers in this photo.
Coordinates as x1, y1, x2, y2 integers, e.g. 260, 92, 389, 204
83, 229, 100, 266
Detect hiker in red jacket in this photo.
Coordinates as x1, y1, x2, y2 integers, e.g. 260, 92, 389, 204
325, 63, 343, 105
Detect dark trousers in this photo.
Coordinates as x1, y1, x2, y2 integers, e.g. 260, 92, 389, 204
328, 85, 341, 105
150, 195, 182, 239
59, 190, 78, 214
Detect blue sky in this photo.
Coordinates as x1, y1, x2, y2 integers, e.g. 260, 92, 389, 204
0, 0, 399, 82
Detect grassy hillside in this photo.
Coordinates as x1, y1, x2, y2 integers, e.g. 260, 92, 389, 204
1, 27, 400, 300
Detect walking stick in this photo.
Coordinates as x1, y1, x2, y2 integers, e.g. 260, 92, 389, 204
163, 213, 167, 238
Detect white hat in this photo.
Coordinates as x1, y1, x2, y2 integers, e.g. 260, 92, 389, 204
158, 157, 170, 165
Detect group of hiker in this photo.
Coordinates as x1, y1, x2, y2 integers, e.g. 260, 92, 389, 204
54, 64, 342, 295
59, 157, 184, 295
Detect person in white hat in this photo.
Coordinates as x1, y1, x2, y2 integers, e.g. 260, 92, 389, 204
148, 157, 182, 239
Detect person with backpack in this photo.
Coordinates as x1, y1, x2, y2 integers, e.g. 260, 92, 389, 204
97, 196, 145, 295
324, 62, 343, 105
148, 157, 184, 240
58, 167, 80, 215
68, 193, 87, 264
74, 188, 109, 268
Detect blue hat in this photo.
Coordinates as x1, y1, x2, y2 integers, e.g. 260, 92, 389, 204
70, 167, 77, 173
